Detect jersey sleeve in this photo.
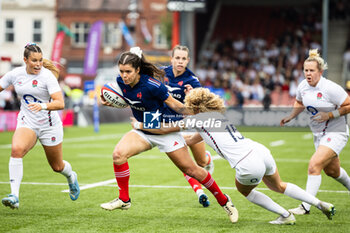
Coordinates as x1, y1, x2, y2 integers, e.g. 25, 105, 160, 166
327, 82, 348, 107
46, 71, 61, 95
148, 78, 169, 101
189, 75, 201, 88
0, 70, 14, 89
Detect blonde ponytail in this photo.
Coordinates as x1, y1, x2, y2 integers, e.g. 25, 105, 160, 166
305, 49, 328, 71
43, 59, 60, 79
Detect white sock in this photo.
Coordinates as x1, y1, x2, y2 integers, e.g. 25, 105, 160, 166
60, 160, 74, 183
9, 157, 23, 198
246, 190, 289, 217
196, 189, 204, 198
335, 167, 350, 190
302, 175, 321, 211
284, 183, 319, 207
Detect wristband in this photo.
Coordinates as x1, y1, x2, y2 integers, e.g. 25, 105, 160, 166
331, 109, 340, 118
39, 103, 47, 110
133, 122, 141, 129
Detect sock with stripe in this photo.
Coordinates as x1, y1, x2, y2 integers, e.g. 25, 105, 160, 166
113, 162, 130, 202
184, 174, 203, 196
200, 173, 227, 205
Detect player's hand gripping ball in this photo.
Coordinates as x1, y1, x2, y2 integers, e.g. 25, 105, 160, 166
101, 82, 128, 108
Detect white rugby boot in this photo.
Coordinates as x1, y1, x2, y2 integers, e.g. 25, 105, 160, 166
289, 204, 310, 215
100, 198, 131, 210
222, 194, 238, 223
269, 213, 296, 225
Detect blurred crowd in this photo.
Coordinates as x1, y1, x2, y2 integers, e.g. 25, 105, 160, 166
195, 0, 350, 109
2, 0, 350, 111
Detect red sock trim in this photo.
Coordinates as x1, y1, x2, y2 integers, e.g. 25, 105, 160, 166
113, 162, 130, 202
200, 173, 227, 205
184, 173, 202, 192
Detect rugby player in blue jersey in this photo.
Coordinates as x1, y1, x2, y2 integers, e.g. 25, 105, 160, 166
99, 47, 238, 223
162, 45, 214, 208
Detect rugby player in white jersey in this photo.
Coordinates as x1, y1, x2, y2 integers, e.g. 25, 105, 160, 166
131, 88, 336, 225
0, 43, 80, 209
281, 49, 350, 215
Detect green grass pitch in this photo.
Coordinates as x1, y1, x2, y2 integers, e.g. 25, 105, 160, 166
1, 123, 349, 232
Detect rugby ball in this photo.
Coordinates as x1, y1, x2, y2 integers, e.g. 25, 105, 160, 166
101, 82, 128, 108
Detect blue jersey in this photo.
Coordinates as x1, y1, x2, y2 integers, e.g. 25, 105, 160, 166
163, 65, 201, 103
116, 74, 175, 124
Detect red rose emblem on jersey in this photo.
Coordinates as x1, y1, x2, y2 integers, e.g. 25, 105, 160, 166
317, 92, 322, 100
178, 81, 183, 86
51, 137, 56, 142
32, 80, 38, 87
137, 92, 142, 99
327, 137, 331, 142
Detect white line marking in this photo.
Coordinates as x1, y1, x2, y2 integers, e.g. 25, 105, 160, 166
0, 133, 125, 149
269, 140, 285, 147
0, 181, 347, 194
61, 179, 115, 193
302, 133, 313, 140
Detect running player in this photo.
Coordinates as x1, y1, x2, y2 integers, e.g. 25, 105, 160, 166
0, 43, 80, 209
99, 47, 238, 223
131, 87, 336, 225
162, 45, 213, 207
281, 49, 350, 215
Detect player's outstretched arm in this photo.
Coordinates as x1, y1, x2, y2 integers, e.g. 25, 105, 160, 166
280, 100, 304, 126
164, 95, 193, 116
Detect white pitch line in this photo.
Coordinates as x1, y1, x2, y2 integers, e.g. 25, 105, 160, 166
302, 133, 313, 140
269, 140, 285, 147
0, 133, 125, 149
0, 181, 348, 194
61, 179, 116, 193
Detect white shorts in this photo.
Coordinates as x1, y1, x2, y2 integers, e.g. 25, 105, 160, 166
133, 129, 186, 153
313, 132, 348, 156
235, 143, 277, 186
16, 120, 63, 146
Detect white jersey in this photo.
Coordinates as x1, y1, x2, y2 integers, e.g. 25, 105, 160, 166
296, 77, 349, 136
0, 66, 62, 128
185, 112, 258, 168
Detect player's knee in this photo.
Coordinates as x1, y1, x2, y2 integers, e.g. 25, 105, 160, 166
11, 146, 27, 158
308, 163, 321, 175
112, 149, 127, 163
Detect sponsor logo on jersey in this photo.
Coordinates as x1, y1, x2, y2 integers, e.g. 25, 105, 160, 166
164, 77, 169, 85
317, 92, 322, 100
124, 97, 141, 105
32, 80, 38, 87
143, 110, 161, 129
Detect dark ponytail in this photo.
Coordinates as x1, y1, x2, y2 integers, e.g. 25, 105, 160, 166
118, 52, 165, 82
